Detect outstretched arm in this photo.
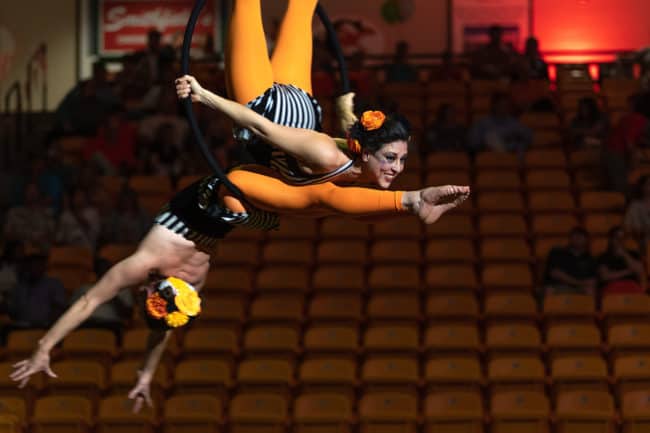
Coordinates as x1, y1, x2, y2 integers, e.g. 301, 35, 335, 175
10, 249, 158, 387
176, 75, 349, 173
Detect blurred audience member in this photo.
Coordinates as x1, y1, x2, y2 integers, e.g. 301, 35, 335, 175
569, 96, 609, 148
0, 242, 23, 314
597, 226, 644, 295
603, 93, 650, 192
133, 29, 176, 89
52, 60, 120, 138
84, 105, 137, 176
385, 41, 418, 83
137, 89, 188, 150
6, 246, 66, 329
55, 189, 101, 249
543, 227, 597, 297
11, 156, 65, 214
469, 25, 517, 80
69, 258, 133, 340
3, 183, 56, 245
141, 123, 188, 182
424, 103, 468, 152
624, 175, 650, 247
520, 37, 548, 80
469, 92, 532, 157
99, 187, 150, 246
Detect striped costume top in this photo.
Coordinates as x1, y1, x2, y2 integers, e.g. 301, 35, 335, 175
235, 83, 354, 185
154, 176, 278, 250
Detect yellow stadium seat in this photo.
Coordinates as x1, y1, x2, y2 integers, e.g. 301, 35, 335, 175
256, 266, 309, 293
425, 239, 476, 263
479, 215, 528, 237
203, 266, 253, 293
490, 390, 550, 433
608, 324, 650, 357
554, 390, 615, 433
364, 325, 419, 354
426, 214, 475, 238
488, 357, 545, 393
368, 265, 420, 291
621, 390, 650, 433
243, 326, 299, 358
425, 294, 479, 324
361, 357, 419, 391
543, 294, 595, 326
237, 359, 293, 394
569, 149, 600, 168
162, 394, 223, 433
531, 214, 579, 237
229, 393, 288, 432
48, 360, 107, 402
426, 152, 471, 170
475, 152, 520, 169
182, 327, 239, 361
97, 243, 137, 264
293, 393, 353, 433
96, 395, 156, 433
372, 220, 423, 240
551, 356, 609, 396
121, 328, 178, 364
423, 391, 483, 433
526, 169, 571, 190
533, 237, 566, 261
367, 293, 420, 323
579, 191, 626, 212
299, 358, 357, 395
267, 218, 317, 240
480, 238, 532, 263
47, 246, 93, 270
425, 357, 482, 393
0, 397, 26, 431
524, 149, 567, 169
46, 267, 96, 295
312, 265, 365, 292
308, 294, 362, 323
424, 324, 480, 357
370, 240, 421, 264
262, 240, 314, 265
31, 395, 92, 433
303, 326, 358, 356
486, 324, 541, 358
316, 240, 367, 264
475, 170, 521, 191
484, 293, 537, 323
174, 359, 232, 397
615, 355, 650, 398
481, 264, 534, 291
528, 191, 576, 213
6, 329, 46, 360
426, 264, 479, 291
603, 294, 650, 327
109, 360, 169, 402
546, 323, 602, 359
61, 329, 117, 363
320, 218, 371, 239
249, 294, 304, 324
359, 392, 418, 433
478, 192, 525, 213
211, 240, 260, 266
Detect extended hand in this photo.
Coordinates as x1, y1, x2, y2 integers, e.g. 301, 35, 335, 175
128, 370, 154, 413
10, 350, 57, 388
416, 185, 470, 224
175, 75, 204, 103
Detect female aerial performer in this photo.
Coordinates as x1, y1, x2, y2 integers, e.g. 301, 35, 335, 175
177, 0, 410, 189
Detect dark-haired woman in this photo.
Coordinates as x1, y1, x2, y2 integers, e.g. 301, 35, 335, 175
175, 0, 409, 189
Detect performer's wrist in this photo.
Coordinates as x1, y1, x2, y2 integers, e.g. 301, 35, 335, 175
401, 191, 422, 214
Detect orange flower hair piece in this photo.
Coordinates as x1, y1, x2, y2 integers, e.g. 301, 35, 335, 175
145, 293, 168, 319
347, 136, 362, 154
360, 110, 386, 131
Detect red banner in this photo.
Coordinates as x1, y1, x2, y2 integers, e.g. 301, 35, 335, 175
99, 0, 215, 55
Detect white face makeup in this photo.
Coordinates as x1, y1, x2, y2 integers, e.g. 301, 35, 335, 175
363, 140, 409, 189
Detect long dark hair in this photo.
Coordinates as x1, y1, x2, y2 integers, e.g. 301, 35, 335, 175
348, 113, 410, 154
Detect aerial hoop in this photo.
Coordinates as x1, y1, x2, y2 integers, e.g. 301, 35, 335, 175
180, 0, 350, 198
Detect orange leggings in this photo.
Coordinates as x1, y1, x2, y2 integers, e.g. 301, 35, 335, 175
222, 170, 405, 218
225, 0, 317, 104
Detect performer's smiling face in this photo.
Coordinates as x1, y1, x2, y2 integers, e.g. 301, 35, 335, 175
363, 140, 408, 188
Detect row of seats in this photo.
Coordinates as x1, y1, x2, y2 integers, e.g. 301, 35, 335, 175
3, 389, 647, 433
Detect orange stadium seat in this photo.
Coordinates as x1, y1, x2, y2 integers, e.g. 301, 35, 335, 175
426, 152, 471, 170
267, 218, 317, 240
486, 324, 542, 359
425, 170, 472, 188
228, 393, 288, 433
478, 192, 525, 213
569, 149, 600, 169
543, 294, 596, 326
534, 237, 566, 261
202, 267, 254, 293
426, 80, 467, 96
97, 243, 137, 264
579, 191, 626, 212
368, 265, 420, 291
424, 324, 480, 357
488, 357, 545, 393
621, 390, 650, 433
293, 393, 353, 433
96, 395, 156, 433
602, 294, 650, 326
31, 395, 93, 433
524, 149, 567, 169
474, 170, 521, 191
211, 240, 260, 266
182, 327, 240, 362
312, 265, 365, 292
370, 240, 421, 264
303, 326, 359, 356
551, 355, 609, 396
480, 238, 532, 263
490, 390, 550, 433
425, 264, 479, 292
6, 329, 46, 360
608, 323, 650, 358
476, 152, 520, 169
528, 191, 576, 213
614, 355, 650, 397
61, 329, 117, 363
200, 294, 245, 326
299, 358, 357, 395
316, 240, 367, 264
481, 264, 534, 291
320, 218, 371, 239
425, 293, 479, 324
162, 394, 223, 433
426, 214, 475, 238
532, 130, 563, 148
46, 267, 96, 295
243, 326, 300, 358
47, 245, 93, 270
361, 357, 419, 392
372, 220, 423, 239
366, 293, 421, 323
359, 391, 418, 433
526, 169, 572, 190
110, 360, 170, 402
174, 359, 232, 398
249, 294, 304, 325
0, 397, 26, 433
424, 356, 482, 393
546, 323, 602, 359
128, 175, 173, 196
531, 214, 580, 237
47, 360, 107, 403
483, 293, 537, 324
554, 390, 615, 433
237, 359, 293, 394
364, 325, 419, 354
121, 328, 179, 365
425, 239, 476, 263
479, 214, 528, 237
308, 294, 363, 323
262, 240, 314, 265
423, 391, 484, 433
256, 266, 310, 293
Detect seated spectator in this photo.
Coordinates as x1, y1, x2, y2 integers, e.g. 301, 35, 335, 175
68, 258, 133, 340
11, 155, 65, 214
6, 245, 66, 329
597, 226, 645, 295
0, 241, 23, 314
569, 96, 609, 148
83, 105, 137, 176
141, 123, 189, 183
98, 187, 150, 246
3, 182, 56, 245
429, 51, 465, 81
543, 227, 598, 297
137, 88, 188, 151
624, 175, 650, 250
469, 25, 518, 80
468, 92, 532, 157
424, 103, 468, 152
55, 189, 101, 249
520, 37, 548, 80
603, 93, 650, 192
385, 41, 418, 83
